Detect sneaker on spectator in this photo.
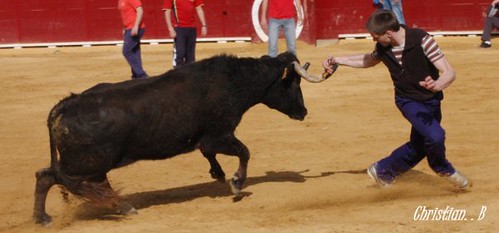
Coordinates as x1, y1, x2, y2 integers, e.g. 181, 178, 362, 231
367, 163, 392, 188
480, 41, 491, 48
446, 170, 472, 190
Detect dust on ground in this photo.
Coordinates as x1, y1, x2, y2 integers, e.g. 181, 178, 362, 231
0, 37, 498, 233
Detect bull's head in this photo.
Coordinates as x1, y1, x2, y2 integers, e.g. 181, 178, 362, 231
262, 52, 326, 121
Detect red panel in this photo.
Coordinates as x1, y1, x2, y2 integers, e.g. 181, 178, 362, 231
0, 0, 495, 45
299, 0, 317, 44
0, 1, 19, 43
203, 0, 227, 37
405, 0, 488, 31
222, 1, 253, 37
315, 0, 493, 40
85, 0, 123, 41
315, 0, 387, 40
128, 0, 253, 40
140, 0, 167, 40
17, 0, 87, 43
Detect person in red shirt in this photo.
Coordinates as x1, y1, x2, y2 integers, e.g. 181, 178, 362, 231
118, 0, 148, 79
261, 0, 303, 57
163, 0, 207, 68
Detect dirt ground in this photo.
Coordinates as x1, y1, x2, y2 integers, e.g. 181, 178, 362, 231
0, 36, 498, 233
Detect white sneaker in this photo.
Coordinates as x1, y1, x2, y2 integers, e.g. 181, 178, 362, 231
446, 170, 472, 190
367, 163, 392, 188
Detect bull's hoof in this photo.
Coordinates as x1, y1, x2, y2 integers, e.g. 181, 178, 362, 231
209, 169, 226, 183
34, 213, 52, 226
35, 168, 53, 179
229, 177, 243, 196
121, 207, 138, 215
216, 176, 226, 183
116, 202, 138, 215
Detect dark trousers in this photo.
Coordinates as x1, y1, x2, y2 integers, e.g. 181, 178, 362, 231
123, 28, 147, 79
376, 96, 455, 182
173, 27, 197, 68
481, 16, 499, 41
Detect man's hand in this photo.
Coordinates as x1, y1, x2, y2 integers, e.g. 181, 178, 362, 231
322, 56, 337, 74
261, 18, 268, 31
131, 26, 139, 36
168, 27, 176, 38
419, 76, 442, 92
201, 26, 207, 36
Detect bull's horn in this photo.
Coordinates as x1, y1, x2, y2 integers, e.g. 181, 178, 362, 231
293, 61, 324, 83
303, 62, 310, 70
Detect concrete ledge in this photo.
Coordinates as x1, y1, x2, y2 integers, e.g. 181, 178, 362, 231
0, 37, 252, 49
338, 31, 499, 40
315, 39, 340, 47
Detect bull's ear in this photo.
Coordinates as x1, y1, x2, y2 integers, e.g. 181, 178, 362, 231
281, 62, 297, 81
280, 67, 289, 80
280, 63, 298, 87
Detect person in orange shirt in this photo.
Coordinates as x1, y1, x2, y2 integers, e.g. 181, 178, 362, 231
163, 0, 207, 68
118, 0, 148, 79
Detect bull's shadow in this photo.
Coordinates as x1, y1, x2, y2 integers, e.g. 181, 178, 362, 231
126, 169, 338, 207
73, 169, 339, 221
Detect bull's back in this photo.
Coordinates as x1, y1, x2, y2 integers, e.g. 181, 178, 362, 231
50, 56, 268, 172
50, 81, 212, 171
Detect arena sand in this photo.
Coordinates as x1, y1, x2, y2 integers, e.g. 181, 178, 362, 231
0, 37, 498, 233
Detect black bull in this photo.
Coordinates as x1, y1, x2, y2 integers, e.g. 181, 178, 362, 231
33, 52, 327, 225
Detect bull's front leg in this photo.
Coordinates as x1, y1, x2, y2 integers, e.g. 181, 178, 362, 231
228, 140, 250, 196
199, 136, 250, 195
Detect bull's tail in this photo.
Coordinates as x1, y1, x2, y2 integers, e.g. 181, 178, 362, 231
48, 106, 83, 196
48, 116, 59, 175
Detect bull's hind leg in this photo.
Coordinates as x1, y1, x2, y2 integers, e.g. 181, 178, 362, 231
33, 167, 56, 225
201, 152, 226, 183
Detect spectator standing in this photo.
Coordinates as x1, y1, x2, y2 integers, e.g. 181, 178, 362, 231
163, 0, 207, 68
378, 0, 406, 25
261, 0, 304, 57
480, 0, 499, 48
118, 0, 148, 79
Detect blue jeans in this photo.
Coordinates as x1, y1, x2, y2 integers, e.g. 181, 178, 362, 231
376, 96, 455, 183
268, 18, 296, 58
123, 28, 147, 79
382, 0, 406, 25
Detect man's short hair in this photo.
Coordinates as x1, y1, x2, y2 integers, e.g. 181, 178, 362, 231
365, 10, 400, 35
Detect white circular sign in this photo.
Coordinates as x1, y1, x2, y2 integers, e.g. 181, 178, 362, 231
251, 0, 304, 42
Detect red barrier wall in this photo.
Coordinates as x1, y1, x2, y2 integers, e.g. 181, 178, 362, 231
314, 0, 493, 40
0, 0, 494, 45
